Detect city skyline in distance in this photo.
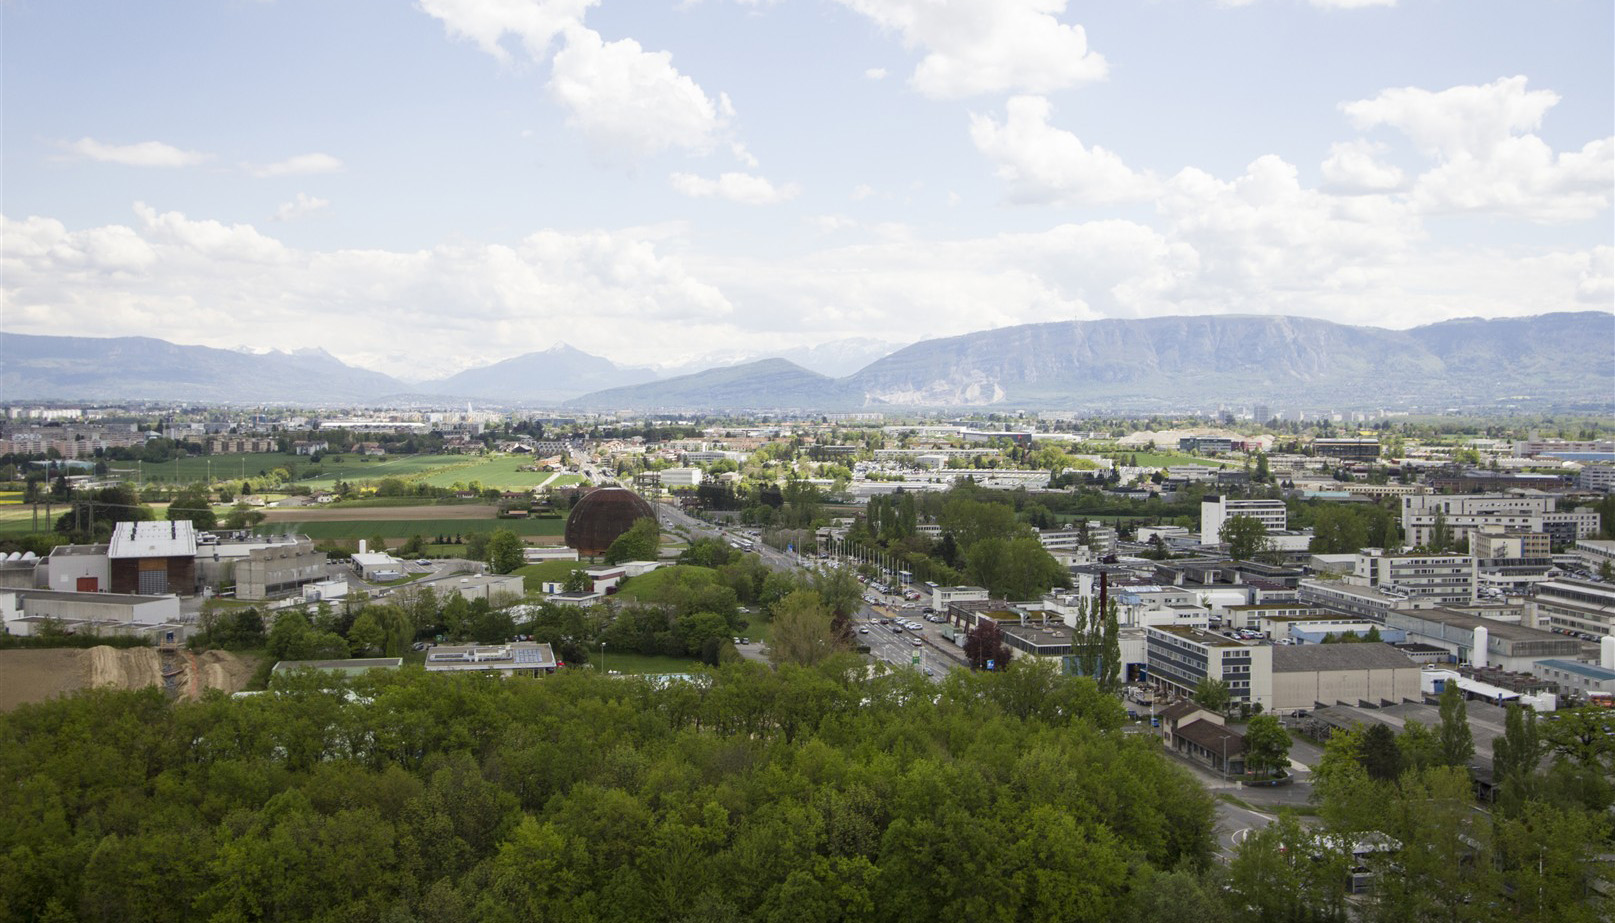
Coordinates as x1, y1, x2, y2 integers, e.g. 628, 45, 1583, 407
3, 0, 1611, 379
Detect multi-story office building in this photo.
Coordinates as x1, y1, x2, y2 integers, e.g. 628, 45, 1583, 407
1145, 625, 1273, 710
1400, 494, 1598, 548
1313, 438, 1381, 461
1530, 578, 1615, 641
1471, 526, 1553, 593
1201, 495, 1288, 544
1351, 550, 1477, 606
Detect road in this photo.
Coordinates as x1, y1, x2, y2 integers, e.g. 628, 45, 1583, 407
655, 503, 964, 680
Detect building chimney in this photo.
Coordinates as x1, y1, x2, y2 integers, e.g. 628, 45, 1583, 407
1601, 635, 1615, 672
1471, 625, 1488, 668
359, 539, 367, 555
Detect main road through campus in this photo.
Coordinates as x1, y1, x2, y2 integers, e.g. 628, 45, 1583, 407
655, 498, 1313, 856
654, 501, 968, 681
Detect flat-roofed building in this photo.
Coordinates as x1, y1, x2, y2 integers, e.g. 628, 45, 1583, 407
1299, 578, 1423, 621
933, 585, 989, 611
1270, 643, 1421, 714
1313, 438, 1380, 461
1351, 550, 1476, 606
1386, 607, 1582, 673
1400, 493, 1597, 548
423, 641, 557, 675
1529, 578, 1615, 640
1533, 659, 1615, 700
1471, 526, 1553, 593
1201, 495, 1287, 544
1, 588, 183, 641
1145, 625, 1273, 710
43, 543, 110, 593
233, 538, 328, 600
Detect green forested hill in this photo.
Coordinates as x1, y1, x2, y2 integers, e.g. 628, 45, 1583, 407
0, 660, 1216, 923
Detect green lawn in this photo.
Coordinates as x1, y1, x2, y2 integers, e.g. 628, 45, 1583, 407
513, 559, 587, 592
255, 518, 564, 540
590, 651, 704, 675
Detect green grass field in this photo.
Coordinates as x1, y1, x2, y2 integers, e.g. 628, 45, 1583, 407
255, 518, 565, 540
513, 559, 587, 592
591, 652, 704, 675
414, 457, 561, 490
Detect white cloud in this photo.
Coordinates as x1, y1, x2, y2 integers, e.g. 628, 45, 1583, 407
249, 153, 344, 178
1320, 139, 1405, 192
548, 28, 731, 157
1342, 76, 1613, 221
670, 172, 800, 205
421, 0, 734, 160
1, 205, 736, 377
418, 0, 597, 62
864, 67, 887, 80
1343, 75, 1558, 159
63, 138, 210, 168
271, 193, 331, 222
836, 0, 1106, 98
851, 184, 875, 201
969, 95, 1157, 205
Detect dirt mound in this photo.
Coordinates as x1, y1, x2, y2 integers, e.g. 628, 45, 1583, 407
190, 650, 255, 697
87, 645, 163, 690
0, 647, 259, 711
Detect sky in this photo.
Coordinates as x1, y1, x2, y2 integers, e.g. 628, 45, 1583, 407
3, 0, 1612, 382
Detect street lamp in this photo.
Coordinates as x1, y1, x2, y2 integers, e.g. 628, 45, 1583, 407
601, 640, 606, 674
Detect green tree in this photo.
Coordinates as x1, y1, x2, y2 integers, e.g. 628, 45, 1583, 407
1242, 715, 1291, 778
221, 502, 266, 530
347, 611, 385, 656
1219, 514, 1269, 561
1192, 676, 1231, 713
1491, 703, 1543, 812
1358, 722, 1402, 782
563, 568, 590, 594
604, 517, 659, 565
1430, 508, 1453, 552
1437, 682, 1474, 769
167, 483, 218, 531
767, 589, 841, 667
485, 529, 524, 574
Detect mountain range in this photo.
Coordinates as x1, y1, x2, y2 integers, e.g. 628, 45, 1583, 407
3, 312, 1610, 410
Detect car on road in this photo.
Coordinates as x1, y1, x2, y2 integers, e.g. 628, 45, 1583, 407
416, 559, 432, 566
911, 639, 922, 647
858, 627, 869, 634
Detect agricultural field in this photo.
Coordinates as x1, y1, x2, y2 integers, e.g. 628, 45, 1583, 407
0, 506, 49, 536
121, 452, 291, 485
413, 457, 568, 490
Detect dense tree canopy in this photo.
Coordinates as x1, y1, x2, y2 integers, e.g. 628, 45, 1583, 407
0, 660, 1218, 923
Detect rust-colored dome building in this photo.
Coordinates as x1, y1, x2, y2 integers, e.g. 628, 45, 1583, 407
564, 487, 655, 556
